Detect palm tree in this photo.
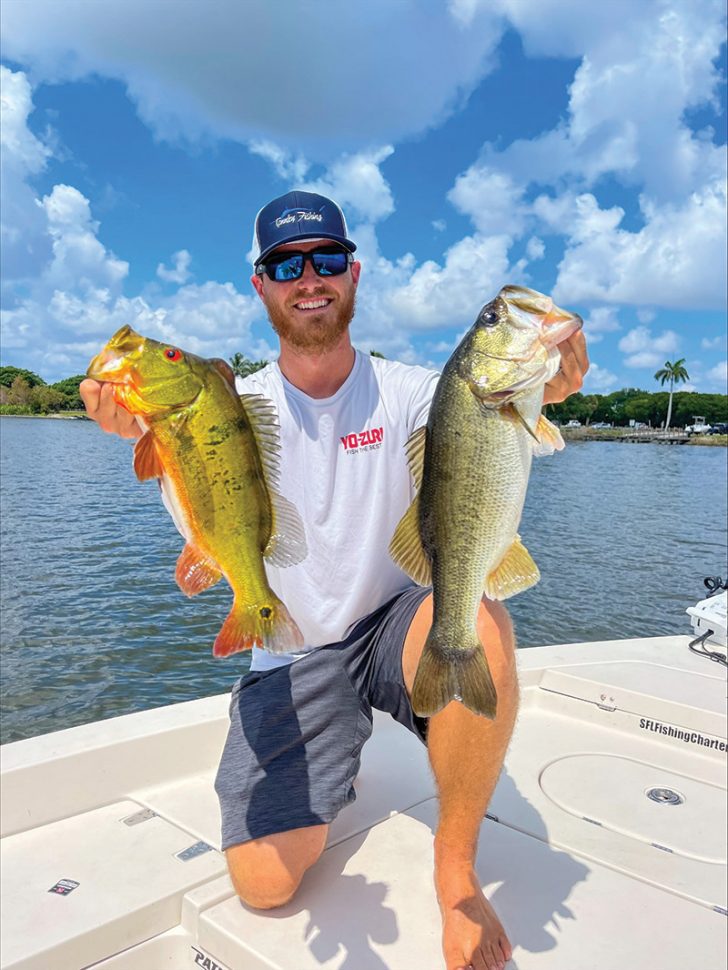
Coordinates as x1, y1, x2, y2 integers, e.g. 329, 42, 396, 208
654, 358, 689, 429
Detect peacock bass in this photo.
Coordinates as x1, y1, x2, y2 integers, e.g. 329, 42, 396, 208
87, 325, 306, 657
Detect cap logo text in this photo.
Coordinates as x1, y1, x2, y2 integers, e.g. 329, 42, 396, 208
274, 208, 324, 229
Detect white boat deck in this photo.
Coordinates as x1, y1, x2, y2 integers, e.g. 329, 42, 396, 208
1, 634, 726, 970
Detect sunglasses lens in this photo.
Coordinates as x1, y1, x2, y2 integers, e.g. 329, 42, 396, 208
263, 248, 350, 281
268, 254, 304, 281
311, 251, 349, 276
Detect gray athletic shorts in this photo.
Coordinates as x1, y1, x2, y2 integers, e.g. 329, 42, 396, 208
214, 584, 431, 850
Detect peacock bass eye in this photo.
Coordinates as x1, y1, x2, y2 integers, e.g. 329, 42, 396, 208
165, 348, 182, 361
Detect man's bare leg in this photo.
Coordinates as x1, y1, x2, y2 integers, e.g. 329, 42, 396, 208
403, 596, 519, 970
225, 823, 329, 910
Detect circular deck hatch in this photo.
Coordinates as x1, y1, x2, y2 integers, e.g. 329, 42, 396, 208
646, 787, 685, 806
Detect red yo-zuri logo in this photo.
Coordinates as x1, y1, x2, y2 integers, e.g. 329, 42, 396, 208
340, 427, 384, 453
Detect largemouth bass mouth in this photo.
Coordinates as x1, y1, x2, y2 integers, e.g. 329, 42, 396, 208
390, 286, 582, 718
87, 325, 306, 657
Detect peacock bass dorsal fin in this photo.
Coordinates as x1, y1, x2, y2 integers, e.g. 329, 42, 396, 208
238, 393, 307, 567
484, 535, 540, 600
133, 430, 165, 481
389, 426, 432, 586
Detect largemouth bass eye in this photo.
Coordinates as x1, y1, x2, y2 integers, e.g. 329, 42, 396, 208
481, 309, 499, 327
164, 348, 183, 362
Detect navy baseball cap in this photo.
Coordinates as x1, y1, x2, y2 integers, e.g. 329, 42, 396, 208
252, 190, 357, 267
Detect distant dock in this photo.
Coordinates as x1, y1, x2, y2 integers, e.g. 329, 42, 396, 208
611, 430, 690, 445
561, 428, 726, 446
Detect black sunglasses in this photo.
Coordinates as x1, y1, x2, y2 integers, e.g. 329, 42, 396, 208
256, 246, 353, 282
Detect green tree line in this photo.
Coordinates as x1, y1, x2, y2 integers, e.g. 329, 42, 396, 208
2, 360, 725, 426
0, 367, 86, 415
545, 388, 728, 428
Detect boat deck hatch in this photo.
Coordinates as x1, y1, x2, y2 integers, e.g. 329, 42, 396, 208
539, 753, 727, 862
538, 661, 727, 738
0, 799, 226, 970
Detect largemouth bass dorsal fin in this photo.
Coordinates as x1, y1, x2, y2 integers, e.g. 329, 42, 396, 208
133, 431, 165, 481
484, 536, 540, 600
176, 543, 222, 596
389, 495, 432, 587
404, 425, 427, 490
389, 426, 431, 585
239, 393, 307, 567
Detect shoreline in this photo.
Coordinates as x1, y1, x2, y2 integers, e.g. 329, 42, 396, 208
1, 414, 725, 445
0, 412, 90, 420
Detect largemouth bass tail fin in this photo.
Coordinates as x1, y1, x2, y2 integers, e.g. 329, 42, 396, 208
485, 536, 540, 600
389, 495, 432, 587
412, 639, 497, 719
176, 543, 222, 596
213, 597, 304, 658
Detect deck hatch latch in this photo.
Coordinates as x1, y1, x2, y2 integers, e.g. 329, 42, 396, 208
122, 808, 157, 826
176, 840, 215, 862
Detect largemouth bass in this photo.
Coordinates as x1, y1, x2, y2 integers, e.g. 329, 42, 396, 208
87, 325, 306, 657
390, 285, 582, 718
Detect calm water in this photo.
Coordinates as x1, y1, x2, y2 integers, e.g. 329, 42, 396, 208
1, 416, 726, 743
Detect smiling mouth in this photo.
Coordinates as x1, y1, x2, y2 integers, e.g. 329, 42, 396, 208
292, 298, 332, 312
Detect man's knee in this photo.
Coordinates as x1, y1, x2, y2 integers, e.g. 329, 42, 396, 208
225, 824, 329, 910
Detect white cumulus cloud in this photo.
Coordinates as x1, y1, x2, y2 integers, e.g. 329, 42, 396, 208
618, 326, 681, 369
157, 249, 192, 285
0, 0, 504, 158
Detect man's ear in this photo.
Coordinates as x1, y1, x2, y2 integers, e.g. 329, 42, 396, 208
251, 273, 265, 299
351, 260, 362, 287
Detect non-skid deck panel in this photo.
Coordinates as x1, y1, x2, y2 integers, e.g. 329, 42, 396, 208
197, 800, 727, 970
133, 708, 435, 855
490, 689, 727, 910
0, 799, 226, 970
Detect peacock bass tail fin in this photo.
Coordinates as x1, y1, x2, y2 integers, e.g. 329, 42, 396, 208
213, 595, 304, 657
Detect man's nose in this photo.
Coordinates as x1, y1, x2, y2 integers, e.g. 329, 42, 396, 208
298, 258, 321, 285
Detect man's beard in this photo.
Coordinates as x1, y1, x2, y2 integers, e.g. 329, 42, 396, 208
266, 288, 356, 354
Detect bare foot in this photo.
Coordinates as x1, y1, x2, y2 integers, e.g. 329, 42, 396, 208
435, 858, 512, 970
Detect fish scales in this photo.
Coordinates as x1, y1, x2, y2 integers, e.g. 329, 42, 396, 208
153, 388, 272, 600
390, 285, 582, 718
87, 325, 306, 657
423, 374, 531, 643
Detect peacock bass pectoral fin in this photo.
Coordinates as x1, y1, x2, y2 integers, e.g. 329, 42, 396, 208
484, 535, 540, 600
133, 430, 165, 481
175, 542, 223, 596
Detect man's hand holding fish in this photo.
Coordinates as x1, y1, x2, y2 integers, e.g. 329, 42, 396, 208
82, 190, 588, 970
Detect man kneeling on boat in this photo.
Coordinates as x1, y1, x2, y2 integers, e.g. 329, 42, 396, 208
81, 191, 588, 970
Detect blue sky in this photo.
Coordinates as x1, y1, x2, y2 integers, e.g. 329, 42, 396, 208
1, 0, 726, 394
